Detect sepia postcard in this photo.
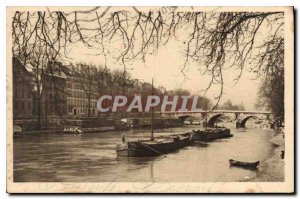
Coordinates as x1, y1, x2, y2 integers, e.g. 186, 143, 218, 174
6, 6, 294, 193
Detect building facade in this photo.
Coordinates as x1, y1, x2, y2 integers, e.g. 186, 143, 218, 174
13, 60, 118, 118
13, 58, 33, 118
66, 76, 99, 116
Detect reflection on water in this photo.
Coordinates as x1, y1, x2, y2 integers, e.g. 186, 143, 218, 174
13, 122, 277, 182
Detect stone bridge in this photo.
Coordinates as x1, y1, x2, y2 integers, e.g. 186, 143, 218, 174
158, 110, 274, 128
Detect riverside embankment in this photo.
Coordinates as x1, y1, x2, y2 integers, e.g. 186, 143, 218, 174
250, 130, 285, 182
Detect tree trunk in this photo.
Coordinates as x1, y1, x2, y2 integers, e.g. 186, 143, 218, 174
45, 98, 48, 129
37, 96, 41, 130
88, 95, 91, 117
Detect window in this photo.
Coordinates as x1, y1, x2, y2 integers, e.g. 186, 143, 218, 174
21, 101, 24, 110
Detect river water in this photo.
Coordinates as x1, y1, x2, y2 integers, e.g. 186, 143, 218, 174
13, 122, 279, 182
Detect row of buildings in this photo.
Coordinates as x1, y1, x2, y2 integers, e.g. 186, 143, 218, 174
13, 58, 205, 122
13, 58, 113, 119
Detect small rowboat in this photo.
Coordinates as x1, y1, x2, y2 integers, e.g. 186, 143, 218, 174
229, 159, 260, 169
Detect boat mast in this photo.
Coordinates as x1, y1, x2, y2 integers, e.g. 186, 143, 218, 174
205, 97, 208, 130
151, 78, 154, 140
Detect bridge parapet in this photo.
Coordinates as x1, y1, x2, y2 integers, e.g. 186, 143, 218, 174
157, 110, 273, 128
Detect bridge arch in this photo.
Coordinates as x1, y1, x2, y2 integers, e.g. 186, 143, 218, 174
271, 117, 284, 129
207, 114, 224, 128
237, 116, 257, 128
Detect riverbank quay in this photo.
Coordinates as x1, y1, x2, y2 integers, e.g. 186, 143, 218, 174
13, 116, 183, 134
251, 130, 285, 182
123, 117, 182, 129
14, 128, 61, 134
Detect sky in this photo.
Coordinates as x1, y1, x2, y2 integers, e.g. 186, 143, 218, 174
66, 40, 261, 110
61, 8, 268, 110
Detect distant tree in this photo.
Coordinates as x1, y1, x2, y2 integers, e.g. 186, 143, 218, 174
238, 102, 246, 111
173, 89, 191, 96
257, 67, 284, 120
221, 100, 233, 110
156, 85, 167, 95
94, 65, 110, 97
220, 99, 245, 111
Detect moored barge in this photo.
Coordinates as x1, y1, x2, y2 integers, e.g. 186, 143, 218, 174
116, 134, 193, 157
190, 127, 233, 141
